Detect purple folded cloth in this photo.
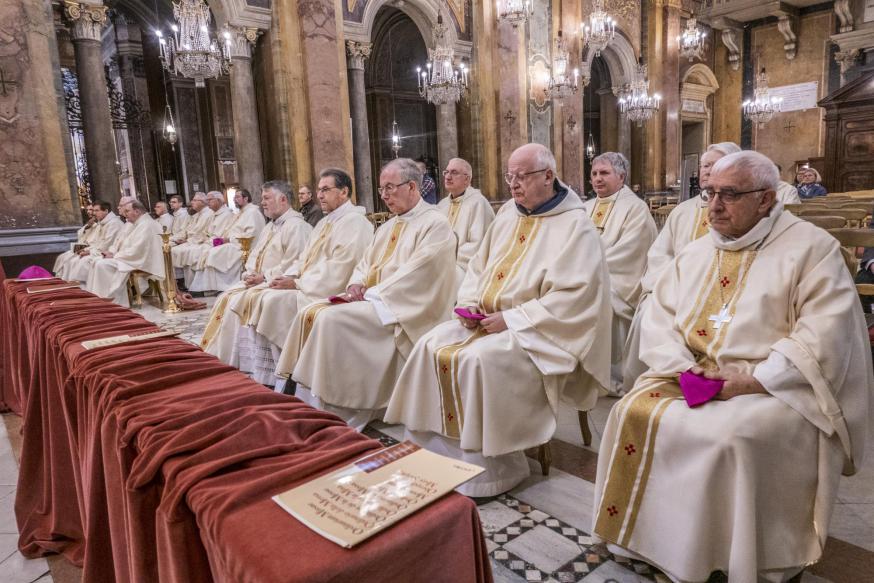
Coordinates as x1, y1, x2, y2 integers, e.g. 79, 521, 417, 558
212, 237, 224, 247
679, 370, 724, 408
18, 266, 53, 279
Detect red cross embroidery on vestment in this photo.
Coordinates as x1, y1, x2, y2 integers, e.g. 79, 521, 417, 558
518, 234, 526, 243
441, 364, 449, 374
649, 392, 661, 398
607, 505, 618, 517
596, 211, 603, 218
306, 316, 313, 325
390, 236, 396, 243
624, 444, 636, 455
447, 413, 454, 422
497, 272, 504, 280
696, 329, 707, 337
720, 276, 730, 287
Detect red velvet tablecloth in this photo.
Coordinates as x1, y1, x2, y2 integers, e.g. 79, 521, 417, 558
0, 280, 492, 583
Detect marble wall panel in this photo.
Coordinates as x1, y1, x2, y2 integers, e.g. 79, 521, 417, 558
0, 0, 78, 229
528, 1, 552, 153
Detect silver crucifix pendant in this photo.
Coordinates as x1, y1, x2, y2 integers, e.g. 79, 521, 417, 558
708, 303, 733, 329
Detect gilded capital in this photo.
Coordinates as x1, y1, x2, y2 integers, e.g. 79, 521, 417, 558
64, 1, 108, 42
835, 49, 861, 73
226, 26, 262, 59
346, 41, 372, 71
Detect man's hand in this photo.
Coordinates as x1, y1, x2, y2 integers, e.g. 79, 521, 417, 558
458, 306, 481, 330
77, 248, 90, 257
268, 276, 297, 290
481, 311, 508, 334
346, 284, 367, 302
102, 251, 114, 259
691, 366, 767, 400
244, 273, 265, 287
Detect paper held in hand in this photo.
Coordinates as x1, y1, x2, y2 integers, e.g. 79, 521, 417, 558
272, 441, 484, 548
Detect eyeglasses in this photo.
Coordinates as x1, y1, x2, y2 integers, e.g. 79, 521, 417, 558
378, 181, 412, 196
504, 168, 549, 186
316, 186, 338, 195
442, 170, 469, 178
701, 188, 766, 204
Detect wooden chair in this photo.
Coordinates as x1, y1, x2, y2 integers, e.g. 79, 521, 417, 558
802, 216, 847, 229
490, 200, 508, 213
826, 229, 874, 290
653, 204, 676, 230
366, 212, 392, 228
127, 271, 164, 308
534, 411, 592, 476
647, 195, 666, 211
797, 208, 868, 228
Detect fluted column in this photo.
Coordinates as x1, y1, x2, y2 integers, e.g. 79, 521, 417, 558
64, 0, 119, 201
227, 26, 265, 199
346, 41, 374, 212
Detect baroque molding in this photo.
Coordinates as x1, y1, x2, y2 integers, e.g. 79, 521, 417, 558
776, 13, 797, 61
63, 1, 108, 43
226, 26, 261, 59
834, 49, 861, 74
721, 28, 741, 72
345, 40, 372, 71
834, 0, 854, 35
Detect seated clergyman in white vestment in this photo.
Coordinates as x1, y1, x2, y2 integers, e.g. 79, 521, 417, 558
274, 158, 457, 428
593, 151, 871, 583
189, 189, 266, 292
154, 200, 174, 232
53, 202, 97, 277
238, 169, 374, 386
385, 143, 612, 497
170, 192, 215, 286
582, 152, 656, 394
199, 180, 313, 366
622, 142, 741, 393
168, 194, 190, 238
436, 157, 495, 287
62, 199, 127, 283
85, 200, 164, 307
176, 191, 236, 289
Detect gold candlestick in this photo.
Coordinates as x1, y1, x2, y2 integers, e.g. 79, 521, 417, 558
160, 228, 181, 313
237, 236, 254, 270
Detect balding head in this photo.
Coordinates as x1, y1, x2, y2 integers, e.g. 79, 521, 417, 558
206, 190, 225, 211
190, 192, 207, 212
506, 143, 557, 211
444, 157, 473, 197
117, 196, 137, 219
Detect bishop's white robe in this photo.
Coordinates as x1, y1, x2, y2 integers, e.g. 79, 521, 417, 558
53, 219, 98, 276
199, 208, 313, 365
623, 195, 710, 392
582, 186, 656, 393
85, 215, 165, 307
157, 212, 174, 232
385, 185, 612, 496
62, 213, 126, 283
777, 181, 802, 204
275, 199, 457, 427
170, 206, 215, 271
436, 187, 495, 287
593, 204, 870, 583
170, 207, 190, 238
189, 203, 267, 291
176, 206, 234, 287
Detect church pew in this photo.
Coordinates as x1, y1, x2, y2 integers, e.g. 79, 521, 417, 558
827, 228, 874, 297
802, 216, 847, 229
796, 208, 868, 228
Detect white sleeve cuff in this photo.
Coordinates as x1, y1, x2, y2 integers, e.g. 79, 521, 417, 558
364, 286, 398, 326
504, 307, 577, 376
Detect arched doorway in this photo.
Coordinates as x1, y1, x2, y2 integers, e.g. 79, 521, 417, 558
582, 56, 617, 197
680, 64, 719, 199
366, 8, 439, 211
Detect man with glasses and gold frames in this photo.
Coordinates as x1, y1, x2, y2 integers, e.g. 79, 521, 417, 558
275, 158, 456, 427
623, 142, 741, 393
594, 150, 870, 583
437, 157, 495, 287
385, 143, 612, 496
582, 152, 657, 395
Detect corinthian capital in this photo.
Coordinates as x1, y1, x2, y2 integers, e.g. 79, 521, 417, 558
226, 26, 262, 59
64, 1, 108, 42
346, 41, 372, 71
835, 48, 861, 74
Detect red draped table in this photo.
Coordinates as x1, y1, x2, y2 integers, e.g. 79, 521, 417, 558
0, 279, 492, 583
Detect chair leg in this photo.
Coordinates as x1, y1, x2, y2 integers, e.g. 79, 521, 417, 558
537, 443, 552, 476
578, 410, 592, 447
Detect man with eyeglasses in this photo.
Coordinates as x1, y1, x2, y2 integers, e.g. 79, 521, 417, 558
582, 152, 656, 395
275, 158, 456, 427
623, 142, 741, 393
201, 179, 314, 368
437, 157, 495, 286
593, 150, 870, 583
385, 143, 612, 497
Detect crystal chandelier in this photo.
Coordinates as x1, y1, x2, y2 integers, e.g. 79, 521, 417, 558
618, 59, 661, 126
545, 31, 579, 101
497, 0, 533, 27
416, 14, 469, 105
678, 16, 706, 62
156, 0, 230, 88
582, 0, 616, 58
743, 68, 782, 126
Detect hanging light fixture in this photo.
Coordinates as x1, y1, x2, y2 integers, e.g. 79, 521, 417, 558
618, 59, 661, 126
582, 0, 616, 58
156, 0, 230, 88
163, 103, 178, 149
416, 13, 470, 105
545, 30, 579, 101
496, 0, 533, 27
586, 131, 597, 160
743, 68, 782, 126
678, 16, 706, 62
390, 121, 402, 158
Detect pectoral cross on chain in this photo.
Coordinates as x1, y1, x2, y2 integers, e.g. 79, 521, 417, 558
708, 303, 733, 329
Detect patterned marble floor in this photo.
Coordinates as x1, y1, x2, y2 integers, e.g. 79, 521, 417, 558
2, 296, 872, 582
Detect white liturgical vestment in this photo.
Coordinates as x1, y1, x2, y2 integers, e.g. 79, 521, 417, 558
189, 203, 266, 291
61, 212, 125, 282
436, 187, 495, 286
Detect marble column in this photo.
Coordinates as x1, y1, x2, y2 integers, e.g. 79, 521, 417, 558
662, 1, 682, 188
346, 41, 374, 212
64, 1, 119, 201
436, 102, 459, 179
227, 26, 265, 199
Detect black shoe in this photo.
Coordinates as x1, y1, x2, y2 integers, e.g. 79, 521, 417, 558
282, 381, 297, 396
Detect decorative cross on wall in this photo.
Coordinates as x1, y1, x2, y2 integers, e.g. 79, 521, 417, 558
0, 68, 18, 97
783, 120, 795, 133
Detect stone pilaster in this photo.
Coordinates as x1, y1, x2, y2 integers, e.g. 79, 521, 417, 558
226, 26, 265, 198
835, 49, 861, 87
345, 40, 374, 211
436, 103, 459, 182
662, 2, 681, 188
64, 0, 120, 201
